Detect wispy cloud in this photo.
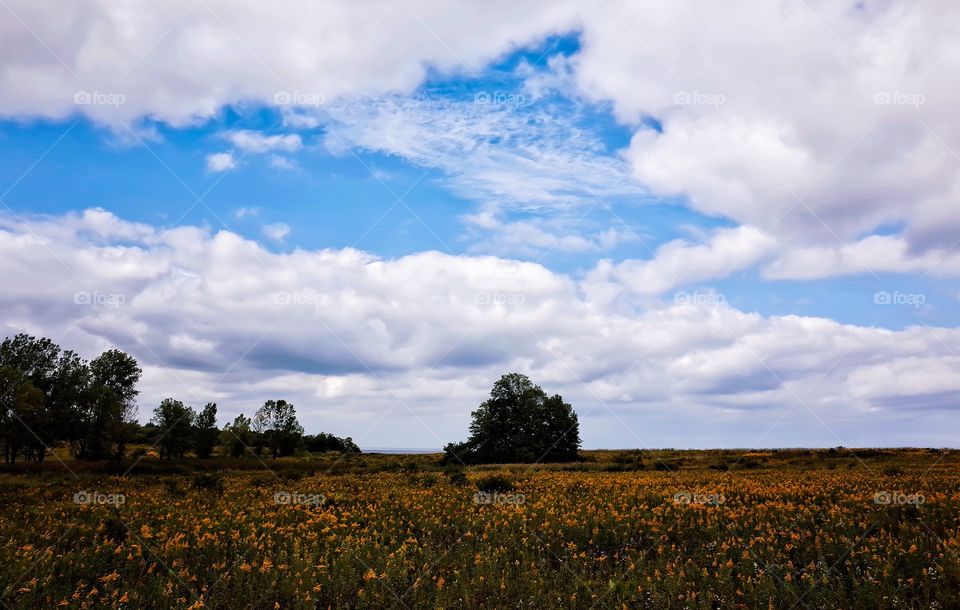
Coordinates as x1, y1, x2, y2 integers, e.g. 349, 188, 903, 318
262, 222, 291, 241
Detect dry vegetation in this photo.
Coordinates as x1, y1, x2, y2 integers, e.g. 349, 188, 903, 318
2, 448, 959, 608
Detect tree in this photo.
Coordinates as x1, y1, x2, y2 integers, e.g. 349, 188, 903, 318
76, 385, 126, 461
254, 400, 304, 458
221, 414, 252, 458
193, 402, 219, 458
0, 335, 143, 462
303, 432, 361, 454
90, 349, 142, 417
75, 348, 141, 461
444, 373, 581, 464
0, 366, 46, 464
151, 398, 195, 459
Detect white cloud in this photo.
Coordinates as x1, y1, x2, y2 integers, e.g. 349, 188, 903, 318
319, 93, 645, 211
764, 234, 960, 280
234, 207, 260, 219
224, 130, 301, 154
0, 0, 579, 126
2, 209, 959, 446
205, 152, 236, 172
588, 225, 778, 297
268, 155, 298, 171
572, 1, 960, 254
262, 222, 291, 241
4, 1, 960, 260
462, 212, 635, 257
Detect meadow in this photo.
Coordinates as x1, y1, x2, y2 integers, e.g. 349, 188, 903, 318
1, 448, 959, 609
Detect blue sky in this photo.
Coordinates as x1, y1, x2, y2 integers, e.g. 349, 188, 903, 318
2, 46, 951, 331
2, 2, 960, 448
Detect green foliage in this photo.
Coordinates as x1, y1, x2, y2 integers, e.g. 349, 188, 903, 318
445, 373, 581, 465
303, 432, 360, 454
0, 365, 46, 465
221, 414, 252, 458
193, 402, 219, 458
151, 398, 195, 460
0, 334, 141, 463
254, 399, 304, 458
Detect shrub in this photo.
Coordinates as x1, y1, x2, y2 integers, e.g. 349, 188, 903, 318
476, 475, 513, 493
192, 473, 224, 493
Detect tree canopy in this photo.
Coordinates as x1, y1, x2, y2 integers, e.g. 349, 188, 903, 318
0, 333, 142, 463
444, 373, 581, 464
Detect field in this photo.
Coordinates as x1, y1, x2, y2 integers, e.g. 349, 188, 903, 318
2, 449, 960, 609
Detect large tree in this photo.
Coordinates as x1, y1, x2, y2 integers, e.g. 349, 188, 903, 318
0, 366, 46, 465
444, 373, 581, 464
151, 398, 195, 459
221, 413, 252, 458
0, 335, 143, 462
90, 349, 142, 417
254, 399, 304, 458
193, 402, 219, 458
77, 350, 141, 461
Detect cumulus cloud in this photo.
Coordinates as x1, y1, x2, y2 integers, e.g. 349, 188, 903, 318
1, 209, 959, 446
574, 0, 960, 255
764, 234, 960, 280
205, 152, 236, 172
0, 0, 578, 126
587, 225, 778, 297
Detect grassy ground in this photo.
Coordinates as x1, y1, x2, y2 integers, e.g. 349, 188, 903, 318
2, 448, 959, 608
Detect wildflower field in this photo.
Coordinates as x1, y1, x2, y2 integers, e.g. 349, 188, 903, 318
2, 449, 959, 609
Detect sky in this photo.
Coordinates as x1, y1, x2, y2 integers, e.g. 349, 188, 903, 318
1, 0, 959, 449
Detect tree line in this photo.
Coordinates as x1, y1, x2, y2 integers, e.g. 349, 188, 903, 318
0, 334, 358, 465
148, 398, 359, 460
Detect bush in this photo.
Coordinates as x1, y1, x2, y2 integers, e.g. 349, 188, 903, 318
192, 473, 224, 493
443, 466, 469, 486
476, 475, 513, 493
